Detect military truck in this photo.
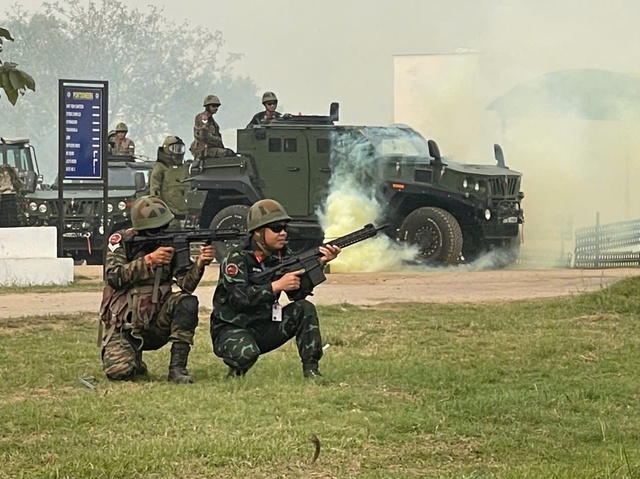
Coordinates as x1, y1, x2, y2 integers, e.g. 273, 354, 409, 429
186, 104, 524, 266
0, 137, 43, 193
23, 156, 153, 264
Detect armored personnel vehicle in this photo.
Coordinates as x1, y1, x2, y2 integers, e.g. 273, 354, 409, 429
23, 155, 153, 264
0, 137, 43, 193
186, 104, 524, 266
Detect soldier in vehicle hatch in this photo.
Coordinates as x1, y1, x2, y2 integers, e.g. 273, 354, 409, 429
150, 136, 189, 230
189, 94, 235, 160
247, 91, 282, 127
111, 122, 136, 156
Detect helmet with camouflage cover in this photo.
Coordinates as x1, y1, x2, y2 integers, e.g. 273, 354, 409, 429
261, 91, 278, 104
162, 135, 186, 156
115, 122, 128, 132
247, 199, 291, 232
131, 196, 175, 231
203, 94, 221, 107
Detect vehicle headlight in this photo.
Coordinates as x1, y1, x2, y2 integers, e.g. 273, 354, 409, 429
38, 204, 48, 213
474, 183, 480, 191
29, 202, 37, 211
484, 209, 491, 220
462, 179, 468, 189
107, 203, 113, 213
98, 226, 104, 235
117, 201, 126, 211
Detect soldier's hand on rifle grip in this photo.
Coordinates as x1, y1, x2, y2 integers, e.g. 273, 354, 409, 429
197, 244, 216, 268
319, 245, 341, 267
272, 269, 305, 294
149, 246, 175, 265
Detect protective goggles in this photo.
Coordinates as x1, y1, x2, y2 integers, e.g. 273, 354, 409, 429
167, 143, 185, 155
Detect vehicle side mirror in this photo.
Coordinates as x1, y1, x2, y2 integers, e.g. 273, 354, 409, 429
494, 144, 507, 168
329, 102, 340, 122
134, 172, 146, 192
428, 139, 442, 162
22, 171, 37, 193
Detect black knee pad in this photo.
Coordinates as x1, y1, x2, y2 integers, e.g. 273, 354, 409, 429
174, 295, 199, 330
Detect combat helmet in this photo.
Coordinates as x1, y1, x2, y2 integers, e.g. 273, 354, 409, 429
262, 91, 278, 104
203, 94, 221, 107
115, 122, 128, 132
247, 199, 291, 232
131, 196, 175, 231
162, 135, 186, 155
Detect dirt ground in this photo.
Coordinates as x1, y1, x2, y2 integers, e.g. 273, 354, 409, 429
0, 265, 637, 319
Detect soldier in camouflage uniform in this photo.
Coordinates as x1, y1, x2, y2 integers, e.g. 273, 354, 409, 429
100, 196, 215, 383
210, 199, 341, 379
247, 91, 282, 127
150, 136, 189, 230
111, 122, 136, 156
189, 94, 235, 160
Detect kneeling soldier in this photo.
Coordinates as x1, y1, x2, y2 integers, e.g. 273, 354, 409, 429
100, 196, 214, 383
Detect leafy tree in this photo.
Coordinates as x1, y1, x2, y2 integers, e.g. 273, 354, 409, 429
0, 27, 35, 105
1, 0, 258, 179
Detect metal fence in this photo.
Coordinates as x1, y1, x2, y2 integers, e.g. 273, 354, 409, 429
574, 213, 640, 268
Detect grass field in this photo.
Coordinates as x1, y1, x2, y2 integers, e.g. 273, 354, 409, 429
3, 277, 640, 478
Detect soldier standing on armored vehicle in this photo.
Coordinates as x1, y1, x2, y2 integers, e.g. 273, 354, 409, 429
247, 91, 282, 127
99, 196, 215, 383
190, 94, 235, 160
150, 135, 190, 230
111, 122, 136, 156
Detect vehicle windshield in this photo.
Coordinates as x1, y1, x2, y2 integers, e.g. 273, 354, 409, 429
362, 127, 430, 157
0, 145, 36, 173
52, 166, 150, 189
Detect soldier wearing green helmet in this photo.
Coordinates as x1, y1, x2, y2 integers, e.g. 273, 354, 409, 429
100, 195, 215, 384
111, 121, 136, 156
247, 91, 282, 127
189, 94, 235, 160
150, 135, 189, 229
210, 198, 341, 380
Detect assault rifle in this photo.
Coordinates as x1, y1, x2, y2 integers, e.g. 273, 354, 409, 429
252, 223, 388, 301
124, 228, 244, 271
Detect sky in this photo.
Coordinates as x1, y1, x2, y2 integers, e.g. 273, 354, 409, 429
7, 0, 640, 250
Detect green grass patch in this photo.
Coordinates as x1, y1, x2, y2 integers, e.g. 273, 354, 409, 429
3, 277, 640, 477
0, 279, 219, 295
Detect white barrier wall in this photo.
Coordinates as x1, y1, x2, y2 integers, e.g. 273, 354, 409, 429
0, 226, 74, 286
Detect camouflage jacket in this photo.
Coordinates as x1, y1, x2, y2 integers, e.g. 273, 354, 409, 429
192, 111, 224, 150
211, 238, 298, 331
149, 152, 189, 217
247, 110, 282, 127
100, 228, 205, 329
111, 137, 136, 156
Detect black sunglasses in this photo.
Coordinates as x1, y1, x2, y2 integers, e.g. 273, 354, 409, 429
265, 102, 277, 106
266, 223, 288, 233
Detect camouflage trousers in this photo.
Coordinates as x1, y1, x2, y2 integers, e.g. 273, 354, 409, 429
102, 292, 199, 380
211, 299, 323, 374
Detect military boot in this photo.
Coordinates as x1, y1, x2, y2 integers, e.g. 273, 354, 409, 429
302, 362, 323, 380
135, 351, 148, 377
168, 342, 194, 384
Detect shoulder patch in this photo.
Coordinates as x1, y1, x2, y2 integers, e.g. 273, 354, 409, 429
200, 114, 209, 123
109, 233, 122, 244
225, 263, 239, 277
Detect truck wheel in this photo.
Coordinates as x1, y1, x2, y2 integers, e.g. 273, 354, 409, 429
398, 207, 463, 265
488, 235, 521, 269
209, 205, 250, 262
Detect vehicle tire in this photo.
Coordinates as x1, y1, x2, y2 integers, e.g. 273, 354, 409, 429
209, 204, 250, 262
398, 207, 463, 265
488, 234, 521, 269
